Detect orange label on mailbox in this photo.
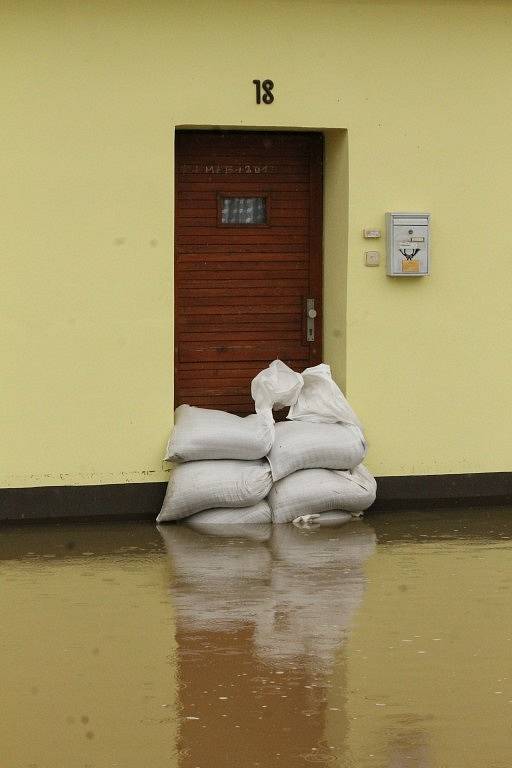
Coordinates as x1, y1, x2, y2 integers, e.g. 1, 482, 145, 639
402, 259, 420, 273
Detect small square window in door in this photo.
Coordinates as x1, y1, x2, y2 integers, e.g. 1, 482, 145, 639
219, 196, 268, 225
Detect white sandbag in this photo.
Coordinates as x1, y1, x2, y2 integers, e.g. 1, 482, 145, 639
288, 363, 362, 428
165, 404, 274, 462
186, 520, 272, 541
267, 420, 366, 481
157, 459, 273, 522
186, 501, 272, 538
251, 360, 303, 422
268, 464, 377, 524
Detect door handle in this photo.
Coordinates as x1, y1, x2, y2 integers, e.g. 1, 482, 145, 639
306, 298, 316, 342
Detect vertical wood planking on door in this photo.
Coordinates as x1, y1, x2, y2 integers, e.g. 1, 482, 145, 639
175, 131, 323, 415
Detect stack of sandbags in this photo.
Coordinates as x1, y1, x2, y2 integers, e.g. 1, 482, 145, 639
156, 405, 273, 524
157, 361, 376, 526
254, 362, 376, 524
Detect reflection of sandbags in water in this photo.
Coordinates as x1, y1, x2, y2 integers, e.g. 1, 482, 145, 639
159, 522, 376, 671
157, 459, 273, 522
158, 524, 272, 628
272, 520, 377, 568
252, 523, 376, 671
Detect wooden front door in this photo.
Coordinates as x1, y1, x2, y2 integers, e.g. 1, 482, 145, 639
174, 131, 323, 415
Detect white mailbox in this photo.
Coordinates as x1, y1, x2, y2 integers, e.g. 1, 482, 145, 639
386, 212, 430, 276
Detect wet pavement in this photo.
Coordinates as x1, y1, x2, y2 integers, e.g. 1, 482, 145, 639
1, 508, 512, 768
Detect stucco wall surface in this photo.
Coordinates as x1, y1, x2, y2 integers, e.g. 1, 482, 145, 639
1, 0, 511, 488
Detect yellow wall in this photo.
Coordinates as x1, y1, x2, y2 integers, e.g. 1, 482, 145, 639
2, 0, 511, 488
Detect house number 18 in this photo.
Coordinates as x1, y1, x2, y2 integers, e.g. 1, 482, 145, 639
253, 79, 274, 104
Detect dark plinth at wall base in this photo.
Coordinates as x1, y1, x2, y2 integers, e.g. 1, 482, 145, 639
0, 472, 511, 523
372, 472, 512, 511
0, 482, 167, 523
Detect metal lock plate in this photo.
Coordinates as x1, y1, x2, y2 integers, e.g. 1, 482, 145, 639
306, 298, 316, 342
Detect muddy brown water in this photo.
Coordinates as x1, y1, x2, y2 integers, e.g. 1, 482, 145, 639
1, 508, 511, 768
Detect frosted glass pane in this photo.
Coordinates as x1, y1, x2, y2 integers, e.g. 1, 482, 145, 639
221, 197, 267, 225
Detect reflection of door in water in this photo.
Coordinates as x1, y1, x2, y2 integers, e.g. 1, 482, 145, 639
174, 131, 323, 415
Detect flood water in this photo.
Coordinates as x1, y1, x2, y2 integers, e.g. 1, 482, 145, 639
1, 508, 512, 768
